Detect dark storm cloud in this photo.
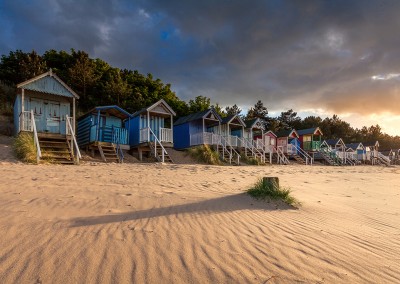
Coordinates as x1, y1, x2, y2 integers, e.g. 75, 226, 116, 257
1, 0, 400, 115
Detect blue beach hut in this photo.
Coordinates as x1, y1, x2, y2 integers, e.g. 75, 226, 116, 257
173, 108, 222, 150
220, 114, 246, 147
127, 99, 176, 162
14, 70, 80, 164
76, 105, 132, 163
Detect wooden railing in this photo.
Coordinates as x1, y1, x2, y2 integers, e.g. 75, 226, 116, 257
241, 138, 264, 163
276, 146, 290, 165
149, 127, 168, 163
66, 115, 81, 163
378, 152, 391, 166
112, 127, 124, 163
159, 128, 173, 143
109, 126, 128, 145
19, 111, 32, 132
226, 135, 239, 147
220, 135, 240, 165
294, 144, 313, 165
190, 132, 221, 146
19, 111, 41, 163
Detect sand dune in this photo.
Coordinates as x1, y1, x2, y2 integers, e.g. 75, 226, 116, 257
0, 162, 399, 283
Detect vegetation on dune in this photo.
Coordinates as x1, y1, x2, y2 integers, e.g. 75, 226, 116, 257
13, 132, 37, 163
248, 178, 300, 207
186, 145, 222, 165
0, 49, 399, 148
241, 155, 263, 165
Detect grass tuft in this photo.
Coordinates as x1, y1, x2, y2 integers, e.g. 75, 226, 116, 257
186, 145, 222, 165
241, 155, 262, 165
13, 132, 37, 163
247, 178, 300, 207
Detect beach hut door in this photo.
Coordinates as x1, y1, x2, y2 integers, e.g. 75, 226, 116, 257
30, 99, 45, 132
45, 101, 61, 133
265, 135, 270, 146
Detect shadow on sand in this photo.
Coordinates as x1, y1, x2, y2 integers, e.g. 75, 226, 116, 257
70, 193, 296, 227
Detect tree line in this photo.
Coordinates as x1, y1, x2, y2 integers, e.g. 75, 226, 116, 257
0, 49, 399, 149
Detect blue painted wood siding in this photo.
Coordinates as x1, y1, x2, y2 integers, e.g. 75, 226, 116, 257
128, 113, 166, 146
77, 114, 128, 146
173, 123, 190, 149
289, 138, 299, 154
13, 94, 70, 135
13, 94, 21, 135
23, 76, 75, 98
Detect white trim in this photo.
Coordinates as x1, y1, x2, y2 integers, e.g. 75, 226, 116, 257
17, 70, 80, 99
202, 108, 222, 122
146, 99, 176, 116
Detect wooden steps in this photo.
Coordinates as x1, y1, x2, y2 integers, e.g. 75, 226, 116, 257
97, 143, 120, 163
318, 150, 339, 166
217, 146, 240, 165
38, 135, 75, 165
149, 142, 174, 163
292, 154, 306, 164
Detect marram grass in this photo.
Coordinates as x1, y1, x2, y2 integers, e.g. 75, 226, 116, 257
247, 178, 300, 207
13, 132, 37, 163
187, 145, 222, 165
241, 155, 262, 165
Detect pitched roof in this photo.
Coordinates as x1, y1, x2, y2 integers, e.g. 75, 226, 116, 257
325, 138, 345, 146
297, 127, 323, 136
275, 129, 299, 138
264, 130, 277, 138
345, 143, 364, 150
78, 105, 132, 121
244, 118, 257, 128
363, 141, 379, 147
174, 108, 222, 126
132, 99, 176, 117
244, 118, 265, 130
17, 69, 79, 99
221, 114, 246, 127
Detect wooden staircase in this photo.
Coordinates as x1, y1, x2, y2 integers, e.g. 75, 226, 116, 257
377, 153, 391, 166
149, 142, 173, 163
292, 154, 306, 165
38, 135, 75, 165
243, 148, 263, 163
97, 142, 120, 163
318, 149, 339, 166
216, 145, 240, 165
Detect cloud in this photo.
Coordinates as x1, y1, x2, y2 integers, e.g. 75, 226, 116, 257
1, 0, 400, 125
371, 73, 400, 81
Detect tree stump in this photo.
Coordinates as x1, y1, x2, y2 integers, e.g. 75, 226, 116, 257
263, 177, 280, 190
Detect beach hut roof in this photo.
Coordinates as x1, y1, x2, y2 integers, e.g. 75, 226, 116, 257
345, 142, 364, 150
132, 99, 176, 117
380, 149, 392, 156
244, 118, 264, 130
174, 108, 222, 126
221, 114, 246, 127
325, 138, 345, 147
264, 130, 277, 138
78, 105, 132, 121
17, 69, 79, 99
275, 129, 299, 138
297, 127, 323, 136
363, 141, 379, 147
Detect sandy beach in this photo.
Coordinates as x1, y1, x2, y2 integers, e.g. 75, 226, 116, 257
0, 155, 399, 283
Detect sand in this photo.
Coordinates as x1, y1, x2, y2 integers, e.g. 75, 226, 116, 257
0, 155, 400, 283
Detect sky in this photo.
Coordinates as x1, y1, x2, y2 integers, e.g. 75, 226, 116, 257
0, 0, 399, 135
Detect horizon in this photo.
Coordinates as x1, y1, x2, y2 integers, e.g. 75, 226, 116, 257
1, 0, 399, 135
